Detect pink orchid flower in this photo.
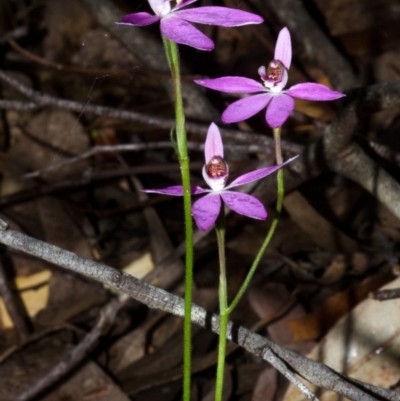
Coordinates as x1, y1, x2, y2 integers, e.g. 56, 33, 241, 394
195, 27, 345, 127
144, 123, 296, 230
116, 0, 263, 51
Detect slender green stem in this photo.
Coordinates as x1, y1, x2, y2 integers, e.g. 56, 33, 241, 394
162, 36, 194, 401
214, 210, 229, 401
273, 127, 283, 165
227, 127, 284, 314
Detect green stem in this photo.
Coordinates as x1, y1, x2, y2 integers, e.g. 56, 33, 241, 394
214, 210, 229, 401
227, 127, 284, 314
162, 36, 194, 401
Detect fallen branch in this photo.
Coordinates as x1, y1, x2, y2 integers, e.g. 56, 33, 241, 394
0, 219, 397, 401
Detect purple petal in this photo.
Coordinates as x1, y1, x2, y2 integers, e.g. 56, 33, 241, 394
116, 12, 161, 26
192, 194, 221, 230
172, 0, 199, 12
225, 156, 298, 189
176, 7, 263, 27
286, 83, 345, 101
160, 15, 214, 50
265, 94, 295, 128
274, 27, 292, 70
221, 192, 267, 220
142, 185, 207, 196
221, 93, 271, 124
204, 122, 223, 163
194, 76, 264, 93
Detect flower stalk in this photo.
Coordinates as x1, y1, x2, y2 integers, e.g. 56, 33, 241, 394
162, 36, 194, 401
227, 127, 284, 314
215, 210, 229, 401
213, 129, 286, 401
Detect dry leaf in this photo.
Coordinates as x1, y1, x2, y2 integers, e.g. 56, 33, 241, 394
10, 110, 89, 181
0, 270, 51, 328
252, 367, 277, 401
294, 99, 334, 121
123, 252, 154, 279
248, 284, 308, 347
284, 191, 360, 253
284, 274, 400, 401
288, 271, 394, 342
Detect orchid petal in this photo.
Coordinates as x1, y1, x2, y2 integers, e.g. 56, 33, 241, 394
225, 156, 298, 189
142, 185, 207, 196
176, 7, 263, 27
172, 0, 199, 12
204, 123, 224, 163
195, 76, 264, 93
274, 27, 292, 70
222, 93, 271, 124
221, 192, 267, 220
148, 0, 171, 16
160, 15, 214, 50
286, 83, 345, 101
192, 194, 221, 230
265, 94, 295, 128
116, 12, 161, 26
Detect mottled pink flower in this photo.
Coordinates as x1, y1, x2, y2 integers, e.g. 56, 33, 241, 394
143, 123, 296, 230
195, 27, 345, 127
116, 0, 263, 51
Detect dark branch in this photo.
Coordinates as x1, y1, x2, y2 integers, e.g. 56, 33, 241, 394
323, 81, 400, 220
370, 288, 400, 301
0, 69, 301, 155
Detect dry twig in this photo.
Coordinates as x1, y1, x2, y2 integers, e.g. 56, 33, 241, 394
370, 288, 400, 301
15, 294, 130, 401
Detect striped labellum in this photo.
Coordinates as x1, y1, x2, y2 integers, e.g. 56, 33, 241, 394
206, 156, 228, 179
266, 60, 283, 83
